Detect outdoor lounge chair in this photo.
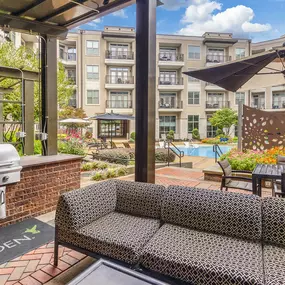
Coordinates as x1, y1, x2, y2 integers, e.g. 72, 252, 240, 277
123, 142, 131, 149
110, 141, 123, 149
218, 159, 253, 192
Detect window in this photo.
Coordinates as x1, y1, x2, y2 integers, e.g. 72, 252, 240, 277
109, 91, 131, 108
235, 92, 245, 105
236, 48, 245, 60
86, 40, 99, 56
159, 71, 177, 84
272, 91, 285, 109
188, 45, 200, 60
188, 91, 200, 105
188, 69, 199, 82
87, 90, 99, 105
67, 47, 76, 60
188, 115, 199, 133
207, 116, 217, 138
159, 93, 177, 108
159, 116, 176, 137
68, 90, 77, 108
207, 48, 225, 63
87, 65, 99, 80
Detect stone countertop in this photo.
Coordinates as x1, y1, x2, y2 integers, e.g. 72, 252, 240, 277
20, 154, 83, 169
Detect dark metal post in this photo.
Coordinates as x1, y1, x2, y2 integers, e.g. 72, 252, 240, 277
23, 80, 34, 155
135, 0, 156, 183
41, 35, 58, 155
237, 101, 243, 151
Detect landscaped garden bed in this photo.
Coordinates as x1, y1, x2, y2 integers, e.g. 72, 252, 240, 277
220, 146, 285, 171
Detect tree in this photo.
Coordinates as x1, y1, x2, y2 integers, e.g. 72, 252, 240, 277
209, 108, 238, 136
59, 106, 90, 130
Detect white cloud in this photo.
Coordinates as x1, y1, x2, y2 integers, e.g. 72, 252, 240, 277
93, 18, 101, 23
112, 9, 128, 18
161, 0, 192, 10
178, 1, 272, 37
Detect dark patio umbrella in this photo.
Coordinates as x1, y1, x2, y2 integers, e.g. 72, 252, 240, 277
184, 47, 285, 92
89, 112, 135, 145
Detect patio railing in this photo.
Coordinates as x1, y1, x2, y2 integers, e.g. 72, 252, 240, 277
105, 75, 134, 84
105, 50, 134, 60
158, 100, 183, 109
106, 100, 132, 108
60, 51, 76, 61
158, 52, 184, 62
206, 54, 231, 63
205, 101, 230, 109
272, 101, 285, 109
251, 102, 265, 109
158, 77, 184, 85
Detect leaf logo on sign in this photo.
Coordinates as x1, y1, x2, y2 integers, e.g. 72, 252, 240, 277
24, 225, 41, 235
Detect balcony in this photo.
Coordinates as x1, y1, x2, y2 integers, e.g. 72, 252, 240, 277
60, 51, 76, 65
106, 100, 133, 114
105, 50, 135, 66
205, 101, 230, 110
251, 102, 265, 109
158, 77, 184, 91
206, 54, 231, 65
205, 82, 225, 91
158, 52, 185, 69
158, 100, 183, 112
105, 75, 135, 90
272, 101, 285, 109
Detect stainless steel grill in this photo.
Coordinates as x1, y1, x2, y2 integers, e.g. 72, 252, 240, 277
0, 144, 22, 219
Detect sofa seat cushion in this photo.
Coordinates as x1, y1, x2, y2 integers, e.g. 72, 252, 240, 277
58, 212, 160, 264
264, 245, 285, 285
141, 224, 263, 285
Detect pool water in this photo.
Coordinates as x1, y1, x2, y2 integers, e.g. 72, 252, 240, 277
174, 145, 233, 158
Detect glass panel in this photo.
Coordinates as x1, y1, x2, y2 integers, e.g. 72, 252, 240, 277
188, 46, 200, 59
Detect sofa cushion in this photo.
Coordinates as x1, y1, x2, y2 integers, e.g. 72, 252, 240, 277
141, 224, 264, 285
264, 244, 285, 285
162, 186, 262, 241
114, 180, 164, 219
262, 197, 285, 246
58, 212, 160, 264
55, 180, 117, 231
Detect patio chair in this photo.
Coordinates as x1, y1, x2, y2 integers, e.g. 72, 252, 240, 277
273, 172, 285, 197
110, 141, 123, 149
218, 159, 253, 192
123, 142, 131, 149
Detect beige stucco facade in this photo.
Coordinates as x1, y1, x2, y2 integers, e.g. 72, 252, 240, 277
58, 27, 285, 140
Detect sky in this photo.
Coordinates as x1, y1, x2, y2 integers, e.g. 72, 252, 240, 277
76, 0, 285, 43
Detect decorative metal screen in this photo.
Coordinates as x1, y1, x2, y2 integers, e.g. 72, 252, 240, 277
242, 105, 285, 151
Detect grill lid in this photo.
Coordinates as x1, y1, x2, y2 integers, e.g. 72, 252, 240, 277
0, 144, 21, 167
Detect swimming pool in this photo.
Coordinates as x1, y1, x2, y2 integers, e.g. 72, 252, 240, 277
174, 145, 233, 158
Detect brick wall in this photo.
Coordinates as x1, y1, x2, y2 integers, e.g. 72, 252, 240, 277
0, 158, 81, 227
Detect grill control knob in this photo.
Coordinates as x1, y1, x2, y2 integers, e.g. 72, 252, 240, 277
2, 176, 9, 183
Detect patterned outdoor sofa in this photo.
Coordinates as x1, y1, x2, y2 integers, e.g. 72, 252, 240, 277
54, 180, 285, 285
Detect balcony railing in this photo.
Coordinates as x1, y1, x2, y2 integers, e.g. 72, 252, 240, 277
60, 51, 76, 61
158, 52, 184, 62
158, 77, 184, 85
206, 101, 230, 109
158, 100, 183, 109
206, 54, 231, 63
68, 98, 77, 108
105, 50, 134, 60
105, 75, 134, 84
272, 101, 285, 109
251, 102, 265, 109
106, 100, 132, 108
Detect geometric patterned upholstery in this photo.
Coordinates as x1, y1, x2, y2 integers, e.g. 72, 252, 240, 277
263, 245, 285, 285
55, 180, 117, 231
114, 180, 165, 219
262, 197, 285, 246
162, 186, 262, 241
141, 223, 264, 285
58, 212, 161, 264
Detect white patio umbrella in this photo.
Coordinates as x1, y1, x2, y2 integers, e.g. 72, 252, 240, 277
59, 118, 90, 124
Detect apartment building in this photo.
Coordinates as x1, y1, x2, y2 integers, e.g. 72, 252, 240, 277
59, 27, 257, 140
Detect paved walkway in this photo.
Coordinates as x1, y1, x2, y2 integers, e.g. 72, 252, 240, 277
0, 166, 271, 285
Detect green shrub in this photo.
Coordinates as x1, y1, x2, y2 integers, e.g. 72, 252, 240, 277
97, 161, 108, 169
117, 166, 128, 176
34, 140, 42, 155
233, 136, 238, 143
81, 163, 92, 171
155, 148, 176, 162
192, 128, 200, 140
58, 139, 86, 156
216, 128, 224, 136
106, 169, 118, 179
130, 132, 136, 140
98, 149, 130, 165
91, 171, 106, 181
166, 130, 175, 141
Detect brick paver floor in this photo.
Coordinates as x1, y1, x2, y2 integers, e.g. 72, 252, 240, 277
0, 166, 272, 284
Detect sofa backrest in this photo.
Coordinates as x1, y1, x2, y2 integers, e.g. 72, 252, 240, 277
114, 180, 165, 219
262, 197, 285, 246
55, 180, 117, 231
162, 186, 262, 241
